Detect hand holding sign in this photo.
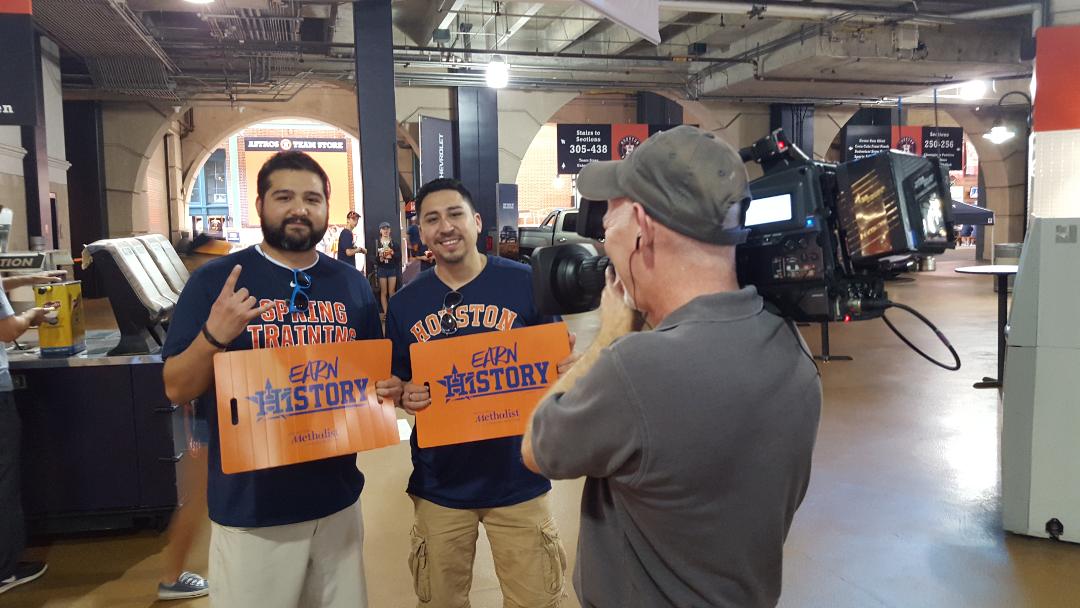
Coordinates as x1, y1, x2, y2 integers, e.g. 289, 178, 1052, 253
376, 375, 404, 405
410, 323, 571, 448
214, 340, 398, 473
401, 381, 431, 414
206, 265, 274, 344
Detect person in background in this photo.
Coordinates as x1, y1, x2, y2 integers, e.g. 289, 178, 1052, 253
155, 411, 210, 600
0, 271, 64, 596
406, 214, 434, 272
337, 211, 366, 269
375, 221, 401, 316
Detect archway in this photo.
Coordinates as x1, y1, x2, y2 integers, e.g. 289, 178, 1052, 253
183, 117, 364, 257
511, 91, 759, 226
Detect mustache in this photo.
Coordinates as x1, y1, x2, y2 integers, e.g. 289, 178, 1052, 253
283, 217, 313, 228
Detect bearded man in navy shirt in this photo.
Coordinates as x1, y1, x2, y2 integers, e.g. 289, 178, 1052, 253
162, 151, 402, 608
388, 178, 576, 608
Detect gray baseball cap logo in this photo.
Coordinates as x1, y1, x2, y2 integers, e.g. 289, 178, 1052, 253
576, 125, 751, 245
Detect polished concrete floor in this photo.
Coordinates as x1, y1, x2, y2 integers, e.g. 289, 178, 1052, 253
9, 247, 1080, 607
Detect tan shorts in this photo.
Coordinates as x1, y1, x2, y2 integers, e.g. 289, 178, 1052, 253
409, 493, 567, 608
209, 499, 366, 608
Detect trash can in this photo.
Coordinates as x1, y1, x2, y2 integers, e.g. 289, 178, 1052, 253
993, 242, 1023, 292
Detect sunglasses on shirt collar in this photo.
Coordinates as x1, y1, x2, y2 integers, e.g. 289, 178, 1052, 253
289, 268, 312, 315
439, 290, 464, 335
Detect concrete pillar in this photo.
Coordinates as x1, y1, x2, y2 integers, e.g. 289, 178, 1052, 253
769, 104, 814, 154
20, 33, 51, 246
354, 0, 401, 252
636, 92, 683, 125
453, 87, 499, 253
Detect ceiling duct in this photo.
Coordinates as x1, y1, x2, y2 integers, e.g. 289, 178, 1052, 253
126, 0, 273, 12
33, 0, 179, 98
203, 4, 302, 44
393, 0, 445, 46
87, 56, 179, 99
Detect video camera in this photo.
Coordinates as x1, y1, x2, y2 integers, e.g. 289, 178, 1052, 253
532, 129, 955, 324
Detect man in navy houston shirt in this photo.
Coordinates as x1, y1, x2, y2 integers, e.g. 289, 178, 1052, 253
162, 151, 403, 608
336, 210, 366, 268
388, 178, 577, 608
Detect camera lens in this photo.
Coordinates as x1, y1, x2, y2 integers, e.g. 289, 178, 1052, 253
531, 243, 609, 316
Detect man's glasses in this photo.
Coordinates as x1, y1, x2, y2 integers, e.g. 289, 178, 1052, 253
289, 269, 312, 315
439, 290, 464, 335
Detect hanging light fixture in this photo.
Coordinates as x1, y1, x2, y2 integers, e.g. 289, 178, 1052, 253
983, 121, 1016, 144
982, 91, 1032, 145
486, 56, 509, 89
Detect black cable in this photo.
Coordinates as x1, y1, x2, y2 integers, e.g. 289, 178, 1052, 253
880, 301, 961, 371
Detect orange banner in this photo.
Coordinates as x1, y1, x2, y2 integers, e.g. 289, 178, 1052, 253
214, 339, 398, 473
0, 1, 31, 14
411, 323, 571, 448
1034, 26, 1080, 133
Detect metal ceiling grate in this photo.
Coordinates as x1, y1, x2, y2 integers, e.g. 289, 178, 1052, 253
34, 0, 178, 96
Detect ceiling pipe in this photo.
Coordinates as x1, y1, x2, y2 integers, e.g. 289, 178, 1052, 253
953, 3, 1043, 36
658, 0, 1042, 33
658, 1, 904, 22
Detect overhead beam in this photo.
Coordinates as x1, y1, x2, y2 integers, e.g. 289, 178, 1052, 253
438, 0, 468, 31
540, 3, 603, 54
497, 2, 544, 48
561, 21, 644, 56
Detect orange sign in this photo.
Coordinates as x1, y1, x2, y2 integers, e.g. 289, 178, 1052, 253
411, 323, 570, 448
213, 339, 398, 473
611, 123, 650, 160
891, 126, 923, 155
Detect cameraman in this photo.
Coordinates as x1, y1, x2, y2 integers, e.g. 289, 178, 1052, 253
522, 126, 821, 608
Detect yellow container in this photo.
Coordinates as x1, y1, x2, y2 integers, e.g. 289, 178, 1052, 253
34, 280, 86, 358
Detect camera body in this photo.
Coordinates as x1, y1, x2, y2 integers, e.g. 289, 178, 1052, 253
737, 130, 954, 322
531, 129, 955, 320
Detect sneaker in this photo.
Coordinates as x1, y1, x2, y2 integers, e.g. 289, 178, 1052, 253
157, 571, 209, 600
0, 561, 48, 595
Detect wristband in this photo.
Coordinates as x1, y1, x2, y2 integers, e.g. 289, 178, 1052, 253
201, 324, 229, 350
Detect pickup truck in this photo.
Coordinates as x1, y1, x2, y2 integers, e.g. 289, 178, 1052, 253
516, 209, 596, 263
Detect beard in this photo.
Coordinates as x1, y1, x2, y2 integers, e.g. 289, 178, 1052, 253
262, 215, 327, 252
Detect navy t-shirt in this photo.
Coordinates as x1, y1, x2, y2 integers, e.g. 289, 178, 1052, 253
386, 255, 555, 509
161, 245, 383, 528
336, 228, 356, 266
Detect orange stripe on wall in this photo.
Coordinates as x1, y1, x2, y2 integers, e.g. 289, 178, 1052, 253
0, 0, 32, 14
1034, 26, 1080, 133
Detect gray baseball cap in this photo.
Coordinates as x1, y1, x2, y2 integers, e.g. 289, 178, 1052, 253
576, 125, 751, 244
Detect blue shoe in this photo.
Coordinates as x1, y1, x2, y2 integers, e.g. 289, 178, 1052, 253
157, 571, 209, 600
0, 562, 47, 595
